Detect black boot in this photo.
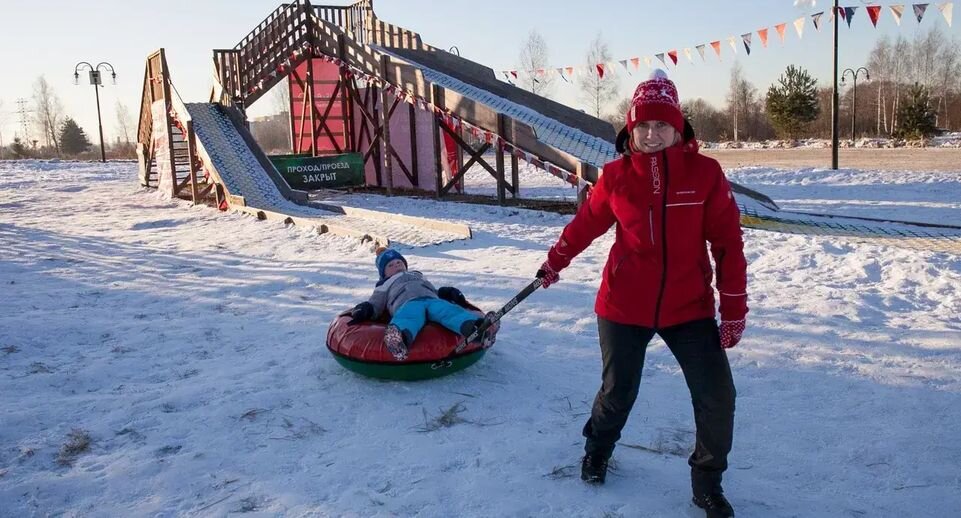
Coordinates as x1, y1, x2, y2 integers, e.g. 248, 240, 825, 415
692, 471, 734, 517
580, 454, 609, 484
692, 491, 734, 518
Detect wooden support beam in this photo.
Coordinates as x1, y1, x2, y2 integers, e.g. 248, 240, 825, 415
495, 114, 507, 205
408, 103, 419, 187
307, 58, 317, 156
431, 84, 443, 199
185, 121, 200, 205
338, 34, 355, 153
380, 55, 394, 195
440, 142, 491, 195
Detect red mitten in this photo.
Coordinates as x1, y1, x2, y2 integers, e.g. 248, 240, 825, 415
719, 319, 745, 349
536, 260, 561, 288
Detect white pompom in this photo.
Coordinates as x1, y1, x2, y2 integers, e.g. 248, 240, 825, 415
649, 69, 669, 81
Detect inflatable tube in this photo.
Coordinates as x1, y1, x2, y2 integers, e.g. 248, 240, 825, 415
326, 311, 488, 381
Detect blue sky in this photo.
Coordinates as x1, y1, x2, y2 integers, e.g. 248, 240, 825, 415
0, 0, 956, 145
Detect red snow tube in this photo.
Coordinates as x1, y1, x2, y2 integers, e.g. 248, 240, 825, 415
326, 310, 489, 381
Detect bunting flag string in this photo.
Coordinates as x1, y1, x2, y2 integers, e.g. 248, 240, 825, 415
891, 4, 905, 24
939, 2, 954, 25
914, 3, 929, 22
497, 3, 952, 79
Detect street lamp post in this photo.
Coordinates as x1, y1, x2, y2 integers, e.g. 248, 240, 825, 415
841, 67, 870, 141
831, 0, 840, 170
73, 61, 116, 162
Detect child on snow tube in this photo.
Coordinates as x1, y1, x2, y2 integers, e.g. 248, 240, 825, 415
346, 247, 499, 361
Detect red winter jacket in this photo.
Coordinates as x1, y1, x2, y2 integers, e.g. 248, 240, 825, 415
547, 139, 747, 328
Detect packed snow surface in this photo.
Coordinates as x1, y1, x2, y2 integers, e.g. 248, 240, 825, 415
1, 160, 959, 517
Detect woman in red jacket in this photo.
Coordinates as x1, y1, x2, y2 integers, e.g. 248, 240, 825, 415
538, 70, 746, 518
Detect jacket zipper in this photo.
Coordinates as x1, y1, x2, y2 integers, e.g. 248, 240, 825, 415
648, 207, 655, 245
652, 150, 670, 329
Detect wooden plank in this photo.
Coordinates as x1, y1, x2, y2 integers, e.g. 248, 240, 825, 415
233, 205, 389, 247
495, 114, 507, 205
308, 201, 472, 239
380, 54, 394, 195
431, 84, 443, 199
408, 103, 418, 187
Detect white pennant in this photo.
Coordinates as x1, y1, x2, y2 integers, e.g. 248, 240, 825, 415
684, 48, 694, 63
938, 2, 953, 26
727, 36, 738, 54
890, 5, 905, 25
793, 16, 806, 38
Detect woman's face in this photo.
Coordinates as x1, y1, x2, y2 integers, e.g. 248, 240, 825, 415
631, 121, 679, 153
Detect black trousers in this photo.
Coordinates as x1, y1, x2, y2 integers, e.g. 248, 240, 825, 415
583, 317, 736, 480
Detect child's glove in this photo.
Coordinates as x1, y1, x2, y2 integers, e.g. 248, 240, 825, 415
348, 302, 375, 325
438, 287, 469, 308
536, 260, 561, 288
719, 319, 745, 349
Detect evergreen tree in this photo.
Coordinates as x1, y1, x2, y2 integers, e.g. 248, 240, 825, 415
765, 65, 820, 139
894, 83, 938, 139
59, 118, 91, 156
11, 137, 29, 159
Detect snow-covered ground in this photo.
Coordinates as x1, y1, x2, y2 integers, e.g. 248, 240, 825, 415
1, 159, 960, 517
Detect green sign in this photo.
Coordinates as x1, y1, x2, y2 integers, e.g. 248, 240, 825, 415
269, 152, 365, 190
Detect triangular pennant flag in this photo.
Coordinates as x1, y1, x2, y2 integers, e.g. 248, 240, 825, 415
510, 70, 518, 79
774, 23, 787, 43
844, 7, 858, 27
643, 56, 653, 68
683, 48, 694, 63
565, 66, 575, 77
556, 67, 569, 82
710, 40, 722, 59
696, 44, 707, 61
891, 5, 905, 24
630, 57, 641, 70
595, 63, 605, 78
838, 6, 847, 20
667, 50, 679, 66
758, 28, 769, 47
619, 59, 631, 74
656, 53, 667, 67
939, 2, 953, 26
866, 5, 882, 26
741, 33, 753, 55
794, 16, 806, 38
727, 36, 738, 53
914, 3, 929, 23
812, 11, 824, 30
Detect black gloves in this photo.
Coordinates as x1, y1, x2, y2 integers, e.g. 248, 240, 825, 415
437, 286, 469, 308
348, 301, 375, 325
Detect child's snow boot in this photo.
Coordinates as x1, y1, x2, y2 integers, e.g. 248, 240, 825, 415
383, 324, 410, 361
580, 453, 609, 484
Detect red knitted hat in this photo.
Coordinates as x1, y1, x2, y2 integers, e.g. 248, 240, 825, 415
626, 69, 684, 134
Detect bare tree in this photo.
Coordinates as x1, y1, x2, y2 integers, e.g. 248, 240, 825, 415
0, 99, 6, 159
271, 77, 291, 117
517, 29, 555, 98
867, 36, 891, 134
933, 38, 960, 128
726, 62, 756, 142
115, 100, 134, 145
32, 76, 64, 154
577, 33, 618, 118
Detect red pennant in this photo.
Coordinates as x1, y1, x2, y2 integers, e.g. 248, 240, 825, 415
667, 50, 678, 65
774, 22, 787, 43
867, 5, 882, 26
510, 70, 518, 79
595, 63, 605, 78
710, 40, 722, 58
630, 57, 640, 70
758, 28, 769, 47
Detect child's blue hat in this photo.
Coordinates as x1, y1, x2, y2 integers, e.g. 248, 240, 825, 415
376, 248, 407, 279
